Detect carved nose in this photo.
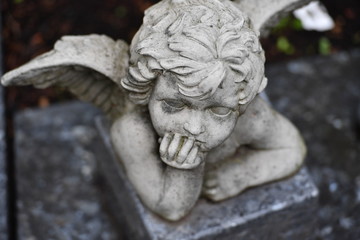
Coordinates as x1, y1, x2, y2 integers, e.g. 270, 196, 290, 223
183, 122, 205, 136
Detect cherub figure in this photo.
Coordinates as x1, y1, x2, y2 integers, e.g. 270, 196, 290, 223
2, 0, 308, 221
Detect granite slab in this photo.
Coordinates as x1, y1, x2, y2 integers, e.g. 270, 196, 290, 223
0, 19, 8, 239
266, 49, 360, 239
96, 118, 319, 240
0, 86, 7, 240
15, 102, 121, 240
13, 49, 360, 239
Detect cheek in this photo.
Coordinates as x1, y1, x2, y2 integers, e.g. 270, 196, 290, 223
148, 101, 184, 136
204, 115, 238, 147
149, 101, 166, 135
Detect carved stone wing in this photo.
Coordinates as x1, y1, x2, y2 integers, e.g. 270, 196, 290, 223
1, 34, 130, 119
232, 0, 313, 36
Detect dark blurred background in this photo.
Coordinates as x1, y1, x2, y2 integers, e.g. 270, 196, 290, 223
1, 1, 360, 239
1, 0, 359, 110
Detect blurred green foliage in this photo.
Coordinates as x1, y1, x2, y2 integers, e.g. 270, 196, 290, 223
318, 37, 332, 55
353, 32, 360, 44
115, 5, 128, 18
271, 14, 339, 57
273, 16, 303, 33
273, 16, 303, 55
277, 36, 295, 55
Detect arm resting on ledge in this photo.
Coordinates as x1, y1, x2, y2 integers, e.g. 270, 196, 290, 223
203, 97, 306, 201
111, 111, 204, 221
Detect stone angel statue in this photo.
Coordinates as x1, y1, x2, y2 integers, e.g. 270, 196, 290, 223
1, 0, 311, 221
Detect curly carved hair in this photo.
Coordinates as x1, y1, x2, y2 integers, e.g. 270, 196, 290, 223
121, 0, 266, 105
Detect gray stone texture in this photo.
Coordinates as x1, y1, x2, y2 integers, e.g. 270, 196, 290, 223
97, 116, 319, 240
266, 49, 360, 240
15, 102, 121, 240
2, 1, 310, 221
0, 21, 8, 238
13, 49, 360, 239
0, 86, 7, 240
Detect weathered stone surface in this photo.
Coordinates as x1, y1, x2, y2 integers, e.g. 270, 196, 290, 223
0, 23, 8, 239
0, 86, 7, 240
266, 49, 360, 240
13, 49, 360, 239
3, 0, 310, 221
15, 102, 121, 240
97, 117, 318, 240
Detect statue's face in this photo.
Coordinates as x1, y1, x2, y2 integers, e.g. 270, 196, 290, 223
149, 72, 243, 152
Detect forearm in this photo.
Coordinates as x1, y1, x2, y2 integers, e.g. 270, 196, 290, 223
204, 98, 307, 201
111, 115, 205, 220
230, 146, 305, 189
204, 143, 305, 202
154, 163, 205, 220
114, 140, 204, 221
232, 97, 306, 188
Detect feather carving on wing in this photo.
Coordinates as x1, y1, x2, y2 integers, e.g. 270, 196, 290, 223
1, 34, 130, 119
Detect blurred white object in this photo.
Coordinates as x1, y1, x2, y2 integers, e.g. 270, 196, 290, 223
294, 1, 335, 31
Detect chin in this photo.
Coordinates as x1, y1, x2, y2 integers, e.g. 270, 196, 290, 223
201, 140, 224, 152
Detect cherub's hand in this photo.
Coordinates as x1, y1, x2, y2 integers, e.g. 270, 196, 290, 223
159, 132, 206, 169
202, 162, 248, 202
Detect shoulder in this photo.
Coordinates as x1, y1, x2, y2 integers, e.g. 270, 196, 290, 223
235, 95, 302, 148
111, 110, 158, 150
234, 96, 289, 146
242, 96, 273, 121
233, 96, 273, 142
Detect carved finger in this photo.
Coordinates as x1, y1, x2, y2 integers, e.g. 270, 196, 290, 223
204, 188, 218, 197
159, 133, 172, 158
167, 133, 182, 161
193, 155, 203, 166
186, 145, 199, 164
205, 179, 218, 188
176, 137, 195, 164
205, 170, 217, 181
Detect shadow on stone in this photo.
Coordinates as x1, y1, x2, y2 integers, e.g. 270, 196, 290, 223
15, 102, 121, 240
95, 117, 319, 240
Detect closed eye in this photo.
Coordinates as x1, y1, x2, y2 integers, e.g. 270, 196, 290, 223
209, 106, 232, 117
162, 99, 185, 111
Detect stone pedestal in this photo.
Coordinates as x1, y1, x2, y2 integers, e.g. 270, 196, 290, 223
266, 50, 360, 239
0, 86, 7, 240
95, 118, 319, 240
0, 42, 8, 239
12, 50, 360, 239
15, 102, 121, 240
